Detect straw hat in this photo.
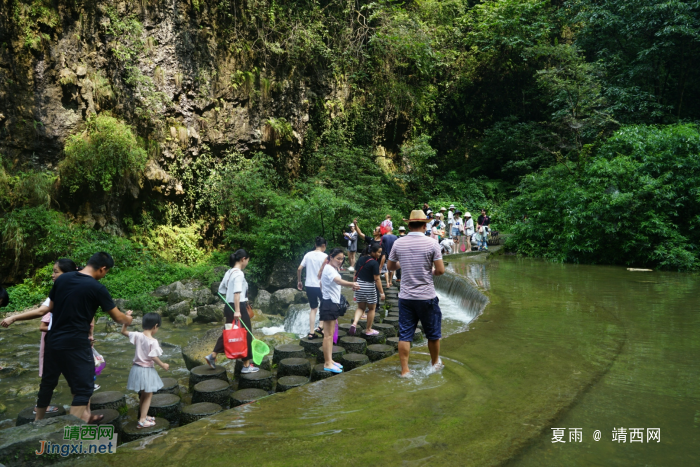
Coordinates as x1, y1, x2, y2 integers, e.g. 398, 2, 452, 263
440, 207, 447, 211
403, 210, 431, 223
465, 212, 472, 218
449, 204, 455, 209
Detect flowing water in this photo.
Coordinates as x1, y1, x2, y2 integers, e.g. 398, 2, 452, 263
2, 256, 699, 466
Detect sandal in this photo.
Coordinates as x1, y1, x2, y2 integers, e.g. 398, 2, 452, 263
33, 405, 59, 414
307, 333, 316, 340
137, 419, 156, 429
314, 327, 324, 337
88, 414, 105, 424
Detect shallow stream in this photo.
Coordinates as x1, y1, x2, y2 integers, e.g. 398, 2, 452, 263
2, 256, 699, 465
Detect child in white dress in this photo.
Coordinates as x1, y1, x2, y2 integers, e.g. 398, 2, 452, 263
121, 312, 169, 428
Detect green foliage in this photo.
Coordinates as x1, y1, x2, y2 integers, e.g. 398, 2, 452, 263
0, 155, 56, 212
506, 124, 700, 270
131, 223, 206, 265
264, 117, 294, 146
12, 0, 59, 50
395, 135, 437, 203
61, 114, 148, 193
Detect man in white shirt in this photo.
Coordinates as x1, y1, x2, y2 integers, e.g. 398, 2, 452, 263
297, 237, 328, 339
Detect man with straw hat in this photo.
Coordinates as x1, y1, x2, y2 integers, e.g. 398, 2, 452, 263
387, 210, 445, 377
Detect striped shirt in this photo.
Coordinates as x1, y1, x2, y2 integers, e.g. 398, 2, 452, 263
388, 232, 442, 300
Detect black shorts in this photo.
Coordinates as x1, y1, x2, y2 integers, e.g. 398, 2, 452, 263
319, 299, 341, 322
38, 345, 95, 407
306, 287, 322, 309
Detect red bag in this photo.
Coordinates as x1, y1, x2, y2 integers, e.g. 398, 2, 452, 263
223, 320, 248, 359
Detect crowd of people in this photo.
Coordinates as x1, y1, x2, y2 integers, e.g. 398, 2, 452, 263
0, 202, 489, 420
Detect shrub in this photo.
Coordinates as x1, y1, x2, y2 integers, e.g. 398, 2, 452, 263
506, 124, 700, 270
60, 114, 148, 193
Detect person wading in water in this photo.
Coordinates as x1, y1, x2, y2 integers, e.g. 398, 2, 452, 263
387, 210, 445, 377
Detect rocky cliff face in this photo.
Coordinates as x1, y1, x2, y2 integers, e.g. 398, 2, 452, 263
0, 0, 348, 227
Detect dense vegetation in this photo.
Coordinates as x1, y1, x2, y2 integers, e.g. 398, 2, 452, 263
2, 0, 700, 312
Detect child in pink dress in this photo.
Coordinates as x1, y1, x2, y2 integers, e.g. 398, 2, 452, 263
121, 311, 169, 429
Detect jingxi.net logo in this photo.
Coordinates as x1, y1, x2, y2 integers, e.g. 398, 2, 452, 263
36, 424, 117, 457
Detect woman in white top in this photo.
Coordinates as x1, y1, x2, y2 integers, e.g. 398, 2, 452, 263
317, 248, 359, 374
464, 212, 474, 252
205, 249, 259, 374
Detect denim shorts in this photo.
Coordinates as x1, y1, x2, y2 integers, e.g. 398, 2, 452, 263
398, 297, 442, 342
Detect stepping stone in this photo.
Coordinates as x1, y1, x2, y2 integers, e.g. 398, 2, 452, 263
338, 336, 367, 354
147, 393, 182, 425
358, 330, 386, 345
366, 344, 395, 361
341, 353, 370, 371
383, 316, 400, 330
277, 358, 311, 378
299, 337, 323, 356
189, 365, 229, 391
276, 375, 309, 393
337, 330, 347, 339
230, 388, 269, 407
311, 363, 340, 381
192, 379, 230, 408
338, 323, 355, 333
16, 405, 67, 426
357, 319, 368, 329
156, 377, 179, 395
389, 306, 400, 314
238, 369, 274, 391
385, 290, 398, 297
386, 337, 411, 350
315, 345, 346, 364
414, 328, 424, 342
386, 298, 399, 307
91, 409, 121, 433
373, 323, 397, 337
90, 391, 127, 415
234, 355, 271, 376
180, 402, 222, 426
122, 417, 169, 443
273, 344, 305, 365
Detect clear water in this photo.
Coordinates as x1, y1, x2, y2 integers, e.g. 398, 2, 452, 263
6, 257, 700, 466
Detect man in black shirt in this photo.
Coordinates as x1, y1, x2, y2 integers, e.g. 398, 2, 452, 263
35, 252, 133, 423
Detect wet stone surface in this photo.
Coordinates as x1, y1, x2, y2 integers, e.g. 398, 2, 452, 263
238, 369, 274, 392
366, 344, 395, 362
277, 358, 311, 378
192, 379, 230, 408
338, 336, 367, 354
275, 376, 309, 393
16, 405, 67, 427
147, 394, 182, 425
315, 346, 346, 364
272, 344, 306, 365
341, 353, 370, 371
299, 337, 323, 355
156, 377, 179, 395
230, 388, 269, 407
311, 364, 338, 382
385, 337, 411, 350
90, 391, 127, 415
189, 365, 228, 391
122, 417, 170, 443
372, 323, 397, 337
180, 402, 222, 426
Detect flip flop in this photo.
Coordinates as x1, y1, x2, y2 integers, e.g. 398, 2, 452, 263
323, 366, 342, 374
333, 362, 344, 369
33, 405, 59, 414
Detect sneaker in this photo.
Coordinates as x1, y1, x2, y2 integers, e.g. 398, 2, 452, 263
241, 365, 259, 374
348, 266, 355, 272
348, 324, 356, 336
205, 354, 217, 369
94, 384, 101, 391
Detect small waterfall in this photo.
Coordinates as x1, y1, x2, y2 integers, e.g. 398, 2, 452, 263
261, 303, 319, 337
434, 271, 489, 326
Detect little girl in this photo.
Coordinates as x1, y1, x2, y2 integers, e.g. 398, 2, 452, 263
121, 311, 169, 429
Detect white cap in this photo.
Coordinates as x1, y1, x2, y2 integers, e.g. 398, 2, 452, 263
349, 223, 355, 227
398, 226, 406, 231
